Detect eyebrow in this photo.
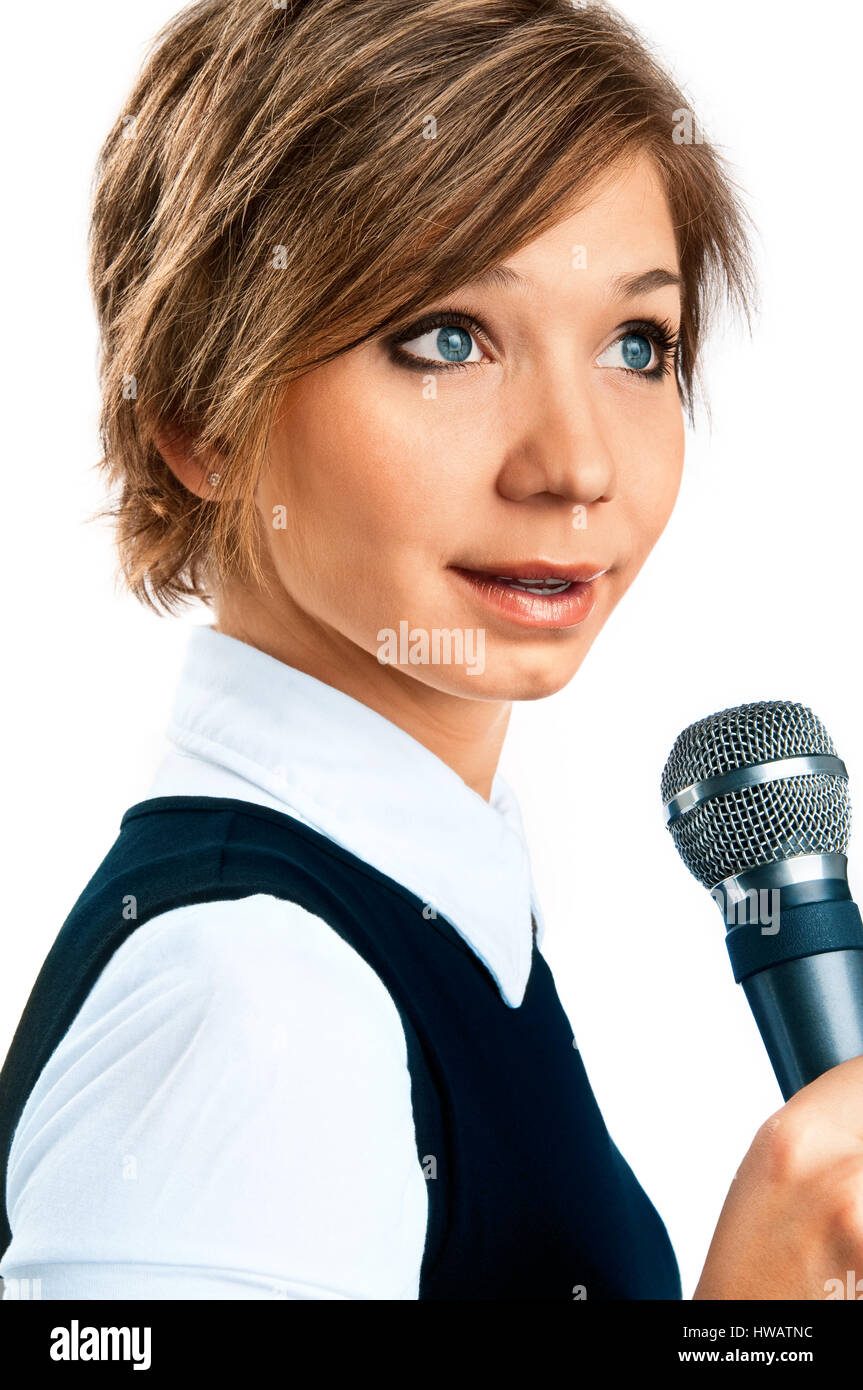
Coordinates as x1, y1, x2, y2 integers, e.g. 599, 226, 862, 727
609, 267, 682, 299
463, 263, 681, 299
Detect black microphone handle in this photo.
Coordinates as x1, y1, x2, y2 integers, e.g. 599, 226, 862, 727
724, 897, 863, 1101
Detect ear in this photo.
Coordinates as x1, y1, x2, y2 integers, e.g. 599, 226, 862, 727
154, 425, 227, 500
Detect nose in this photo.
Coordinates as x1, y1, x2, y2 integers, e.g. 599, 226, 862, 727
495, 373, 617, 507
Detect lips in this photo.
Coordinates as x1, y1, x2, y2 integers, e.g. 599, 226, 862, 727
457, 561, 607, 583
450, 562, 608, 630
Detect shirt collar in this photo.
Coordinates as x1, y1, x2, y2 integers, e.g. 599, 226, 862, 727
148, 625, 545, 1009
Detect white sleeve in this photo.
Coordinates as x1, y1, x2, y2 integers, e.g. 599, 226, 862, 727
0, 895, 429, 1300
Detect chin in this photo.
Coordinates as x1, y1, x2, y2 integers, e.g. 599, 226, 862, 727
406, 643, 592, 703
489, 651, 590, 702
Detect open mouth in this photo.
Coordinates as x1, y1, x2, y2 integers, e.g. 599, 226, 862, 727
450, 564, 607, 630
488, 575, 578, 595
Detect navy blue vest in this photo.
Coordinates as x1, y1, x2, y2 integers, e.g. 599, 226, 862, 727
0, 796, 681, 1300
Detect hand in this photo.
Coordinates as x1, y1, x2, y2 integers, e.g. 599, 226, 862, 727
693, 1053, 863, 1300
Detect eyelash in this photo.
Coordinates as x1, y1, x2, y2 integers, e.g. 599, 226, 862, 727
386, 308, 680, 382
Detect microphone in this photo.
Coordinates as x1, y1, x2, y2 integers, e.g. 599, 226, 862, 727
661, 700, 863, 1100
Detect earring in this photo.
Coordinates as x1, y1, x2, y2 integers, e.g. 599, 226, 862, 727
208, 472, 221, 487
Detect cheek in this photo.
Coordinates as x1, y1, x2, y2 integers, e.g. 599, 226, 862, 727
262, 380, 481, 604
286, 386, 487, 555
618, 398, 685, 552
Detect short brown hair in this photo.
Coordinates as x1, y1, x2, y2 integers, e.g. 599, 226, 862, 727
89, 0, 755, 612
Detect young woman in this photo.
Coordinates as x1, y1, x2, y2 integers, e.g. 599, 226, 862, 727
2, 0, 862, 1301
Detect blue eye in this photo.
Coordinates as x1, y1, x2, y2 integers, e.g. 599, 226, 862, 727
391, 317, 485, 368
620, 334, 653, 370
436, 326, 474, 362
389, 312, 677, 378
597, 332, 657, 373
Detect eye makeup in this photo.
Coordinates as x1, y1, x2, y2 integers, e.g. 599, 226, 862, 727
384, 305, 680, 381
601, 317, 681, 381
385, 307, 492, 374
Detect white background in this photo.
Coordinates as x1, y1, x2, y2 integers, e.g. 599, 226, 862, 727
2, 0, 861, 1299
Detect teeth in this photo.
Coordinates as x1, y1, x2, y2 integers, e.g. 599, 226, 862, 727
494, 576, 573, 595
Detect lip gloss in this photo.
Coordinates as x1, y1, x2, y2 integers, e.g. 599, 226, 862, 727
451, 568, 601, 630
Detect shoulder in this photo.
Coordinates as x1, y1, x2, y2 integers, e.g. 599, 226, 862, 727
116, 891, 410, 1055
4, 895, 427, 1299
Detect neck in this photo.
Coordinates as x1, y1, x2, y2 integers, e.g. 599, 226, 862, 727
214, 584, 511, 802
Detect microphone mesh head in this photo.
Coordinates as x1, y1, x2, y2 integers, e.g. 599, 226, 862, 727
661, 701, 851, 888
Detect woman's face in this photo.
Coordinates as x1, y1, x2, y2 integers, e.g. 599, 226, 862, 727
256, 153, 685, 701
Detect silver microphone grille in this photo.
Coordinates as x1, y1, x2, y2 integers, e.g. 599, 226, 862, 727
661, 701, 852, 888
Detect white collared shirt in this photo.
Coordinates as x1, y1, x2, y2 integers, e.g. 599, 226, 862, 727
1, 626, 545, 1300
